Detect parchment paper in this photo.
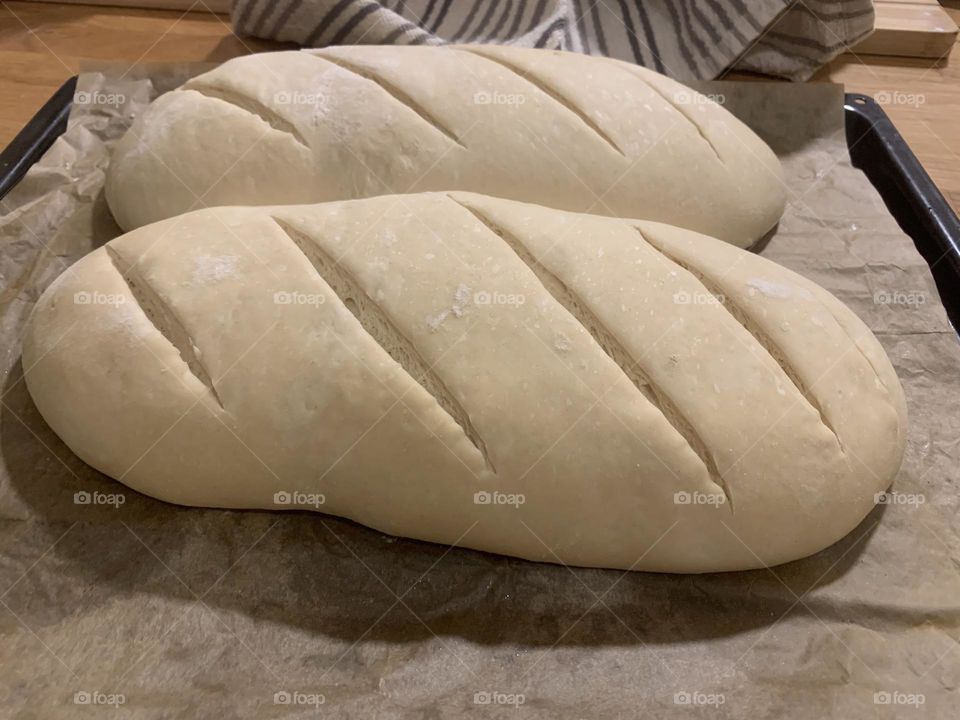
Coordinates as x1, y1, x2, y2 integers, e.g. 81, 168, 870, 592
0, 67, 958, 719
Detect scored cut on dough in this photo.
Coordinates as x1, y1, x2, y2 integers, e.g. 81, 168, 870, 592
23, 193, 905, 573
104, 46, 786, 248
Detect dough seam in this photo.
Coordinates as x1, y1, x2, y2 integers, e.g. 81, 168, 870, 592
819, 299, 901, 450
312, 51, 466, 148
270, 216, 495, 473
182, 84, 309, 148
618, 64, 724, 163
448, 196, 733, 507
636, 227, 845, 452
456, 47, 626, 157
105, 245, 225, 409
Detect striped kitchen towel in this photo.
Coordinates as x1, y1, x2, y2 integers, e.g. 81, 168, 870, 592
231, 0, 875, 81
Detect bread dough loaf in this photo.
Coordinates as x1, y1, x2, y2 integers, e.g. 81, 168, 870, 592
23, 193, 905, 572
105, 46, 786, 247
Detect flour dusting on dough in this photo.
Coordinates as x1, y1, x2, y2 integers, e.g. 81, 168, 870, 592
103, 298, 153, 341
426, 310, 449, 333
452, 284, 471, 318
427, 284, 472, 331
192, 255, 240, 284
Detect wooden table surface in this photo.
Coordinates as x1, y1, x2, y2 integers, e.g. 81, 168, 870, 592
1, 1, 959, 213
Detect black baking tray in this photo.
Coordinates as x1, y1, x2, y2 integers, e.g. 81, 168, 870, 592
844, 93, 960, 326
2, 80, 959, 325
0, 76, 77, 201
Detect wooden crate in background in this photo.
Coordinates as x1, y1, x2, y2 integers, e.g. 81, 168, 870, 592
856, 0, 958, 58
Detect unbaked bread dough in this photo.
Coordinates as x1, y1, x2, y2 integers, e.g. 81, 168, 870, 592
23, 193, 905, 572
105, 46, 786, 247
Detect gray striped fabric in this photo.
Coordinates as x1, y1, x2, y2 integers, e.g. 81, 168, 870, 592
231, 0, 874, 81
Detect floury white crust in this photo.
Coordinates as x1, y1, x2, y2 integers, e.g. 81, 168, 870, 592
23, 194, 905, 573
105, 46, 786, 247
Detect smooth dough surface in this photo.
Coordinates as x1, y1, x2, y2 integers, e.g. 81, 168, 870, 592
105, 46, 786, 247
23, 193, 905, 572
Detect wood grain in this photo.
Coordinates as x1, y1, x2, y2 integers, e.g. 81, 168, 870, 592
26, 0, 231, 12
0, 1, 282, 145
859, 0, 959, 58
1, 1, 958, 216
